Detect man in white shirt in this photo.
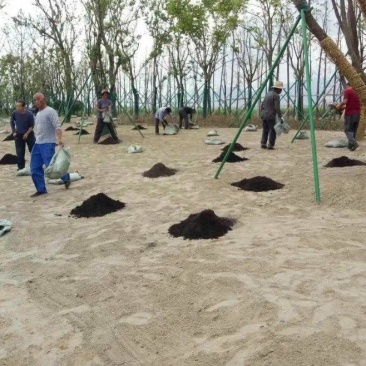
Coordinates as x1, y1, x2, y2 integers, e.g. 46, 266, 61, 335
154, 107, 172, 135
30, 93, 71, 197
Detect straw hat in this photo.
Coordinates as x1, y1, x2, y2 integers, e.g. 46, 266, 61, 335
101, 89, 110, 96
272, 81, 284, 89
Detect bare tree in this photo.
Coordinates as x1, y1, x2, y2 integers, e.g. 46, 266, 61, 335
15, 0, 79, 120
84, 0, 141, 117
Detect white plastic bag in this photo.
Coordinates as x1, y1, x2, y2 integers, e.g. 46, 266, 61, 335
127, 145, 144, 154
163, 123, 178, 135
45, 147, 71, 179
207, 129, 219, 137
0, 219, 12, 237
274, 121, 290, 136
102, 112, 112, 123
16, 166, 31, 176
295, 131, 309, 140
324, 139, 348, 148
48, 172, 82, 184
244, 124, 257, 132
204, 138, 225, 145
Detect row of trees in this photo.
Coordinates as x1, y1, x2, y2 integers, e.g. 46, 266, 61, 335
0, 0, 365, 127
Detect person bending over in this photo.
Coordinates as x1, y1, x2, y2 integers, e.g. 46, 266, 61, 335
154, 107, 172, 135
178, 106, 196, 129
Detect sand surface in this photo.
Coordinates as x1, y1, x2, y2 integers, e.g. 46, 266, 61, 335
1, 122, 366, 365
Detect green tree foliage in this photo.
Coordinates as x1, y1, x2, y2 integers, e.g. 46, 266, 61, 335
167, 0, 246, 116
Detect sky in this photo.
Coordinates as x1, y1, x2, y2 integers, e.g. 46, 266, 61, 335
1, 0, 34, 19
0, 0, 153, 61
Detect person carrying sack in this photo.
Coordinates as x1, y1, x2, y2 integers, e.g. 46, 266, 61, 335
260, 80, 284, 150
30, 93, 71, 197
93, 89, 120, 143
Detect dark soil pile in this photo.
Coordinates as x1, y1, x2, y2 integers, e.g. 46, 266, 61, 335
142, 163, 177, 178
212, 151, 248, 163
231, 176, 284, 192
98, 137, 120, 145
0, 153, 18, 165
132, 124, 147, 130
221, 143, 248, 152
70, 193, 125, 218
169, 209, 235, 240
74, 129, 90, 135
65, 126, 79, 131
2, 134, 15, 141
325, 156, 366, 168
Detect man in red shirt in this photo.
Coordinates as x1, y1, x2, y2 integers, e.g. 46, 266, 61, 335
339, 82, 361, 151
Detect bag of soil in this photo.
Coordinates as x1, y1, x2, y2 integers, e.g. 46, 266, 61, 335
16, 166, 31, 176
324, 139, 348, 148
163, 123, 178, 135
102, 112, 112, 123
48, 172, 82, 184
295, 131, 309, 140
274, 120, 290, 136
207, 129, 219, 136
243, 124, 257, 132
0, 219, 12, 237
128, 145, 143, 154
204, 138, 225, 145
45, 147, 71, 179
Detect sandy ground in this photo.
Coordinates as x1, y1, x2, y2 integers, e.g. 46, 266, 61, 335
1, 121, 366, 366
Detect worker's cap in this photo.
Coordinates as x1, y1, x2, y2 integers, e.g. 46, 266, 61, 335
101, 89, 110, 96
272, 81, 284, 89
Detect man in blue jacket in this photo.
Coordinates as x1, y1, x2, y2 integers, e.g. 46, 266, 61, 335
10, 100, 36, 170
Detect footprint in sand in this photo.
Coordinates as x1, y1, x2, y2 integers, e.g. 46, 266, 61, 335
119, 312, 152, 325
205, 299, 241, 312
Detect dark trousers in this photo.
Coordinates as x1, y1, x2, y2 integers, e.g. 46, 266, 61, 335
94, 118, 119, 142
155, 118, 167, 134
14, 132, 35, 169
261, 118, 276, 147
344, 114, 360, 146
178, 110, 189, 129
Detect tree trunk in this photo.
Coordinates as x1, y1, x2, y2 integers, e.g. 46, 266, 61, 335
292, 0, 366, 139
202, 79, 210, 117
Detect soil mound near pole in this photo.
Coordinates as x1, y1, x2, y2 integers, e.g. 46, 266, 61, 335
98, 137, 120, 145
74, 129, 90, 135
212, 151, 248, 163
169, 209, 235, 240
231, 176, 284, 192
132, 124, 147, 130
142, 163, 177, 178
70, 193, 125, 218
2, 134, 15, 141
325, 156, 366, 168
0, 154, 18, 165
221, 143, 248, 152
65, 126, 79, 131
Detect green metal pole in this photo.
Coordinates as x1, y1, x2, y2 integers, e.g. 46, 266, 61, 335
115, 96, 144, 138
301, 9, 320, 203
214, 14, 302, 179
78, 76, 94, 143
61, 72, 92, 126
292, 69, 337, 142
